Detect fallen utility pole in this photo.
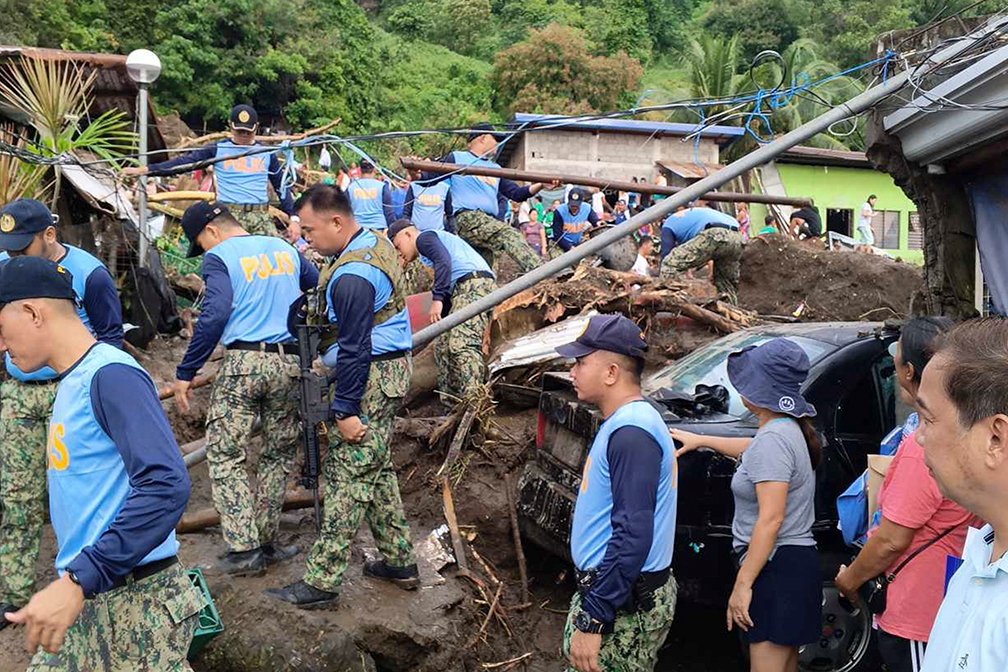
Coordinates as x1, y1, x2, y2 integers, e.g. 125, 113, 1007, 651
412, 20, 997, 350
401, 158, 812, 208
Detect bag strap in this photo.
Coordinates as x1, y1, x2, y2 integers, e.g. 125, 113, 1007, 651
887, 524, 958, 581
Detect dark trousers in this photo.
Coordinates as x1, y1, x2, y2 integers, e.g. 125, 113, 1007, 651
877, 628, 927, 672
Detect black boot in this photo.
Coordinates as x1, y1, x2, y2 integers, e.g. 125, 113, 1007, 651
264, 580, 339, 609
217, 548, 266, 577
261, 542, 300, 566
0, 602, 20, 631
363, 560, 420, 590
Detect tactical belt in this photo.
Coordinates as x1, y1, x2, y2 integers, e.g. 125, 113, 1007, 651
703, 223, 734, 231
106, 555, 178, 593
455, 270, 494, 285
372, 350, 409, 363
575, 566, 670, 617
226, 340, 297, 355
220, 202, 269, 213
18, 378, 57, 386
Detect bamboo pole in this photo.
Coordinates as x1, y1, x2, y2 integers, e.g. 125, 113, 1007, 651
400, 158, 813, 208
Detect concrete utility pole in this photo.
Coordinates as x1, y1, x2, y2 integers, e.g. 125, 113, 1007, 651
411, 16, 1004, 350
125, 49, 162, 269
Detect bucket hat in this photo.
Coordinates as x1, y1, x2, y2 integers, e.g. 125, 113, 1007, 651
727, 337, 816, 418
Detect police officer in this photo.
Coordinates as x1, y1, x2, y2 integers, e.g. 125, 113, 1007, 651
388, 218, 494, 401
170, 201, 319, 575
123, 104, 295, 238
0, 199, 124, 629
555, 314, 678, 672
552, 190, 599, 252
402, 167, 453, 233
346, 160, 395, 233
659, 205, 744, 303
0, 256, 203, 670
424, 122, 556, 273
267, 184, 416, 608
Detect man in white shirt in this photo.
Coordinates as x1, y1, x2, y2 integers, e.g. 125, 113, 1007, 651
630, 237, 653, 277
857, 195, 877, 245
915, 319, 1008, 672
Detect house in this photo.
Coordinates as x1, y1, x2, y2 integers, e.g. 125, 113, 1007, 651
749, 146, 922, 263
499, 112, 744, 184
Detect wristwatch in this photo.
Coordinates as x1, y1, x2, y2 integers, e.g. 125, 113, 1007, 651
331, 410, 352, 421
66, 569, 86, 596
573, 610, 606, 634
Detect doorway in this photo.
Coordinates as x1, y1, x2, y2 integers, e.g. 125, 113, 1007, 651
827, 208, 853, 236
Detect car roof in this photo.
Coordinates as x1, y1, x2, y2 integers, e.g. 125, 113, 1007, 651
734, 321, 887, 348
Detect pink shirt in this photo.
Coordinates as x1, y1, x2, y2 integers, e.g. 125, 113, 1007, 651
871, 431, 978, 641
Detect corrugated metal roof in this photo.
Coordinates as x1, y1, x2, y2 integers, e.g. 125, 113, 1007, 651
656, 159, 724, 178
777, 145, 871, 168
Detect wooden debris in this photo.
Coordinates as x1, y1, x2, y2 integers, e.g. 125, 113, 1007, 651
504, 472, 530, 606
442, 477, 470, 575
481, 652, 533, 670
177, 489, 317, 533
176, 118, 342, 149
438, 404, 478, 477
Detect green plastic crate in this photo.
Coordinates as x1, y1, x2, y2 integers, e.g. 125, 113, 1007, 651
187, 568, 223, 659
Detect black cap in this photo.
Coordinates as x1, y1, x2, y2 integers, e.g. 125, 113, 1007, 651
568, 190, 583, 204
0, 199, 55, 252
556, 314, 647, 361
181, 201, 229, 258
467, 122, 498, 142
229, 104, 258, 131
0, 256, 76, 308
387, 218, 414, 240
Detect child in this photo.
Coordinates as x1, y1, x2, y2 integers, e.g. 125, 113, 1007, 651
631, 236, 654, 277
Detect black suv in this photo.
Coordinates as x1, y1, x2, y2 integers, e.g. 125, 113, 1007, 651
517, 322, 904, 672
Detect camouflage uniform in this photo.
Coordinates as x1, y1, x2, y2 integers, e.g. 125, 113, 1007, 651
659, 228, 744, 304
303, 356, 415, 592
402, 258, 433, 295
435, 276, 494, 400
205, 349, 301, 552
229, 208, 280, 238
455, 210, 541, 274
0, 379, 57, 607
561, 575, 678, 672
26, 563, 205, 672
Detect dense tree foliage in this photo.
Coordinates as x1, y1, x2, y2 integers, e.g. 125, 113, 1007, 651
1, 0, 1001, 152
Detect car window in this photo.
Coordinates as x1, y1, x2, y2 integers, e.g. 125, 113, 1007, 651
644, 334, 833, 418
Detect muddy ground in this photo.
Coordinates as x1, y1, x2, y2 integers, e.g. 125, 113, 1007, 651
0, 242, 920, 671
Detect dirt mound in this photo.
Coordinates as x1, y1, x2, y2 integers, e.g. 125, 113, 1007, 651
739, 235, 924, 321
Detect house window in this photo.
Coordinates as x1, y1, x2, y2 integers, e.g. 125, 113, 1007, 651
908, 212, 923, 250
871, 210, 901, 249
826, 208, 853, 237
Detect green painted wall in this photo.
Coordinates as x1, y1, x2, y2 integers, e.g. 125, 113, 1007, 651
751, 162, 923, 265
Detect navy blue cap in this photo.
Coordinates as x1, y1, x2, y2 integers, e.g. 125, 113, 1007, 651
726, 338, 816, 418
0, 199, 55, 252
556, 314, 647, 361
387, 218, 414, 240
467, 122, 499, 142
181, 201, 230, 258
229, 104, 258, 131
0, 256, 76, 308
568, 190, 583, 204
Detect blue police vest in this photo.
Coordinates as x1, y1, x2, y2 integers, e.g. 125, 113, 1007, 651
5, 245, 109, 382
48, 344, 179, 575
320, 230, 412, 367
570, 400, 678, 572
418, 230, 493, 292
348, 177, 387, 230
409, 181, 450, 232
214, 141, 271, 205
662, 207, 739, 245
557, 203, 592, 246
206, 235, 303, 345
448, 151, 500, 216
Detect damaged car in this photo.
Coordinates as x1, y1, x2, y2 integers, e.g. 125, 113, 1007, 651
517, 321, 905, 672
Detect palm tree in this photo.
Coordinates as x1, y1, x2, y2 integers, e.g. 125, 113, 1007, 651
0, 124, 49, 203
0, 56, 136, 207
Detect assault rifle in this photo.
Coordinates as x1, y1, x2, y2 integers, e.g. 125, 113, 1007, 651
295, 322, 329, 533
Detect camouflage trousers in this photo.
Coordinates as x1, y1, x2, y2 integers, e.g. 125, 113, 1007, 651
561, 574, 678, 672
304, 356, 415, 592
27, 563, 205, 672
228, 208, 280, 238
660, 228, 744, 304
402, 259, 433, 295
455, 210, 541, 274
435, 276, 494, 400
0, 379, 57, 607
206, 349, 301, 552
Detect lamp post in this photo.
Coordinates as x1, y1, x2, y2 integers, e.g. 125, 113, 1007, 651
126, 49, 161, 269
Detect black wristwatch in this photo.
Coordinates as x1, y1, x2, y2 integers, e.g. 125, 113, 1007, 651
331, 411, 352, 421
573, 610, 606, 634
66, 569, 85, 595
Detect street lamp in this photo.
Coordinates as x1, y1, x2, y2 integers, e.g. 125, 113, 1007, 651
126, 49, 161, 268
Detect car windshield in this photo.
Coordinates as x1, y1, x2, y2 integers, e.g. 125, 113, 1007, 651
644, 333, 834, 418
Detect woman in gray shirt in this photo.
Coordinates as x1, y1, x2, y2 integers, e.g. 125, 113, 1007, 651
673, 338, 822, 672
